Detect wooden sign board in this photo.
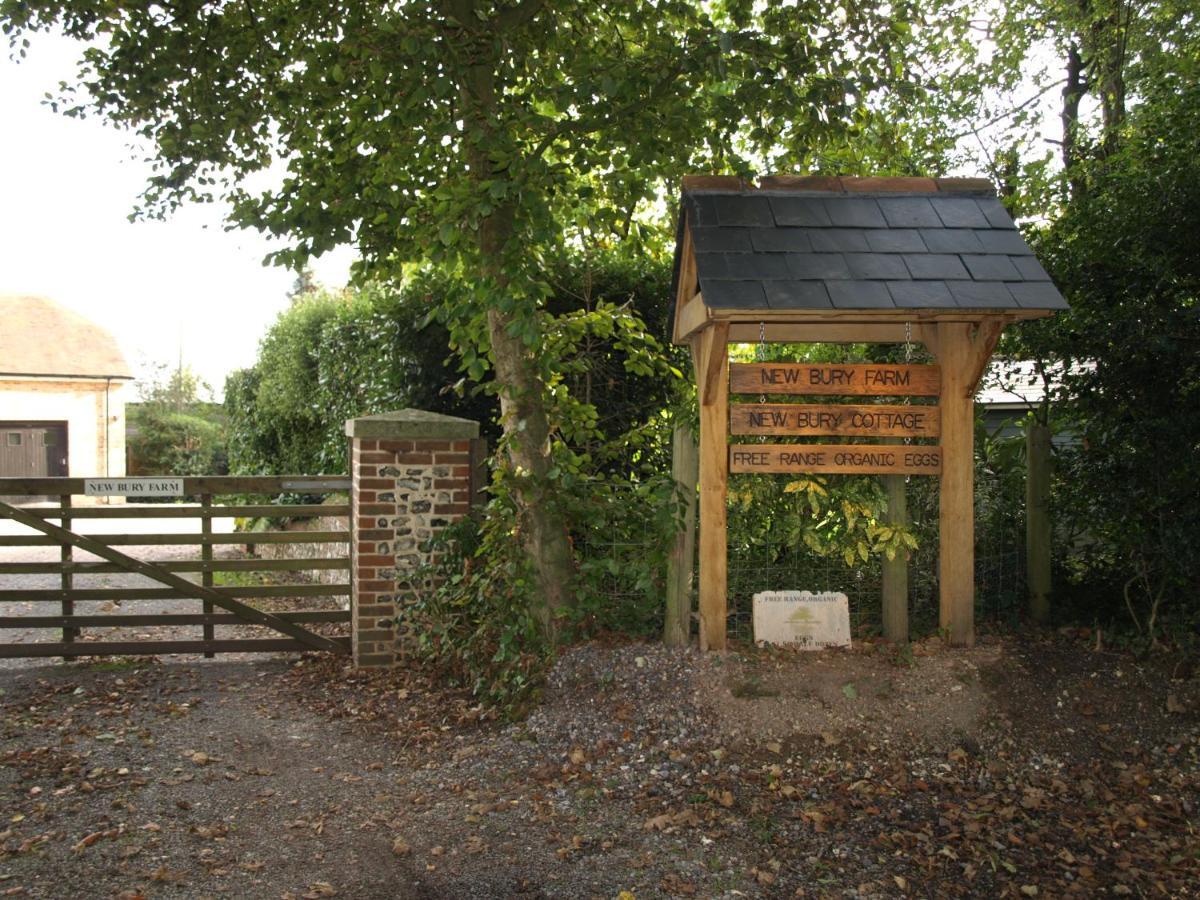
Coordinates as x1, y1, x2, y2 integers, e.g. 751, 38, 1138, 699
730, 363, 940, 396
729, 444, 942, 475
731, 403, 940, 438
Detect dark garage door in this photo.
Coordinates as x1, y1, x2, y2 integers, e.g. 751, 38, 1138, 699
0, 422, 68, 478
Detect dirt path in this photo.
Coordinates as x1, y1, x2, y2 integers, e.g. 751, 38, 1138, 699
1, 637, 1198, 898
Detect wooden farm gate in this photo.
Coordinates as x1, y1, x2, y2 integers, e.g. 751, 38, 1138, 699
0, 476, 351, 658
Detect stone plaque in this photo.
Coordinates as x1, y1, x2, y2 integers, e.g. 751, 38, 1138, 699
752, 590, 851, 650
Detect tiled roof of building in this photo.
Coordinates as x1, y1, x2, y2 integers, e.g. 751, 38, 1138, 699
672, 176, 1068, 317
0, 295, 133, 379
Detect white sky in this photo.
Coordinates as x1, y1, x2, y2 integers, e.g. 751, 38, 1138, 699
0, 32, 353, 399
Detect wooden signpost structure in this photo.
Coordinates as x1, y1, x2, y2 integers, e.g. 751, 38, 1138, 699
670, 175, 1068, 650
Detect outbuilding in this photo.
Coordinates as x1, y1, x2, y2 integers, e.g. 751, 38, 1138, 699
0, 295, 132, 487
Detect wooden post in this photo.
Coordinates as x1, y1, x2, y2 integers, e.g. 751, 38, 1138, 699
936, 323, 976, 646
201, 493, 215, 657
664, 422, 698, 647
60, 493, 75, 651
1026, 420, 1053, 624
880, 467, 909, 644
692, 323, 729, 651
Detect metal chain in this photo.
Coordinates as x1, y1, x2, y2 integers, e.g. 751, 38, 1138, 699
904, 322, 913, 481
757, 321, 767, 405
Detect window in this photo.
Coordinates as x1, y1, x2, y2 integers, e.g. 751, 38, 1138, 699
43, 431, 55, 446
6, 433, 20, 446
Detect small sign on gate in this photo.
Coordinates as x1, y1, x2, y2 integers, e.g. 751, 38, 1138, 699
752, 590, 851, 650
84, 477, 184, 497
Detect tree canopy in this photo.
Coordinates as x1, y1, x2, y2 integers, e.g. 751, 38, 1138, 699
2, 0, 997, 634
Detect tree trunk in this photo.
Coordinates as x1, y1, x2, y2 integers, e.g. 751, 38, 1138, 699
478, 210, 575, 639
453, 0, 575, 638
1062, 42, 1086, 197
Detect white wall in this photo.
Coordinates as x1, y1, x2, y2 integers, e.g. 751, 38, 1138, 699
0, 377, 127, 479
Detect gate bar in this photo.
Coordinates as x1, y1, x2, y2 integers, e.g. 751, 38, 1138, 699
0, 500, 346, 655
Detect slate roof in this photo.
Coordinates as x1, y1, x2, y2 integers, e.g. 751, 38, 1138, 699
673, 177, 1067, 316
0, 295, 132, 379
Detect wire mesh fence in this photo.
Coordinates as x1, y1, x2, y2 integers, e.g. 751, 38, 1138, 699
577, 462, 1029, 642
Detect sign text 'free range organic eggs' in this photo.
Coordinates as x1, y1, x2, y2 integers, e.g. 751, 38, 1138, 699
730, 444, 941, 476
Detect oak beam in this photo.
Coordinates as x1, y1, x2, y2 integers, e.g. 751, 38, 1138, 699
933, 319, 1002, 647
676, 291, 710, 342
691, 326, 729, 651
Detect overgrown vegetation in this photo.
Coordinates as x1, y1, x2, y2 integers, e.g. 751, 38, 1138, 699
9, 0, 1200, 707
127, 364, 228, 476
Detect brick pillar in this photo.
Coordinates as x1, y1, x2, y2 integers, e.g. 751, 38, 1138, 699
345, 409, 485, 668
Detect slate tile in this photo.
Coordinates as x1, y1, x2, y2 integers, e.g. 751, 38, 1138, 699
691, 226, 752, 253
1010, 256, 1052, 281
694, 252, 730, 279
976, 229, 1034, 254
887, 281, 956, 308
718, 252, 790, 280
750, 229, 811, 252
823, 198, 887, 228
962, 254, 1022, 281
976, 197, 1018, 229
930, 197, 990, 228
699, 278, 768, 308
903, 253, 970, 280
786, 253, 851, 280
1009, 282, 1069, 309
809, 229, 869, 252
713, 195, 775, 227
919, 228, 984, 253
826, 280, 895, 308
764, 280, 833, 309
688, 194, 721, 228
865, 229, 926, 253
845, 253, 910, 280
770, 196, 833, 227
878, 197, 942, 227
948, 281, 1013, 308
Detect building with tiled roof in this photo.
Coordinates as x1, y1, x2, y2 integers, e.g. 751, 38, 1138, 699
0, 295, 132, 489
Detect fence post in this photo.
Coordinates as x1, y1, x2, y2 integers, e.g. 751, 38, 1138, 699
664, 423, 698, 647
881, 471, 909, 644
60, 493, 75, 652
201, 493, 215, 657
346, 409, 485, 668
